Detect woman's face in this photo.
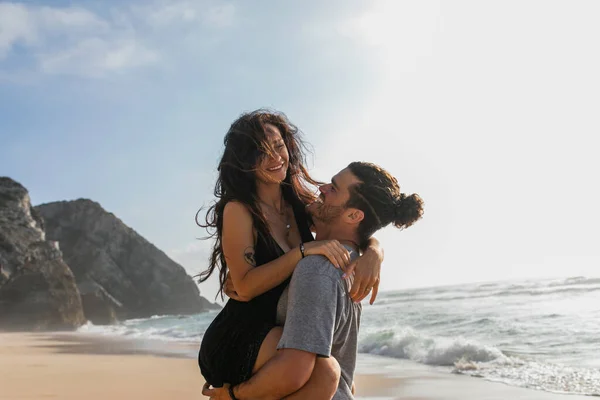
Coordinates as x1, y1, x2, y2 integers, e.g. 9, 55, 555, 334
256, 123, 289, 184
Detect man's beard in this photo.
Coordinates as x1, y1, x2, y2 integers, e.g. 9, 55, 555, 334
308, 201, 346, 224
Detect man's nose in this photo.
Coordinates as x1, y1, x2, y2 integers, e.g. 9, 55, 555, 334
319, 184, 330, 194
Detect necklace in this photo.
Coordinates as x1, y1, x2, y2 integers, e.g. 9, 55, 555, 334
259, 194, 291, 238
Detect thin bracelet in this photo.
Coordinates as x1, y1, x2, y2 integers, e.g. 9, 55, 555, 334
229, 385, 239, 400
299, 242, 305, 258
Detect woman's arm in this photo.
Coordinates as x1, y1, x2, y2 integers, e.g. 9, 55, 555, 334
223, 201, 351, 301
364, 236, 384, 260
345, 236, 384, 304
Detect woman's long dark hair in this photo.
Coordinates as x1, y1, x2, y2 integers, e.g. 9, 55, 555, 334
195, 110, 319, 298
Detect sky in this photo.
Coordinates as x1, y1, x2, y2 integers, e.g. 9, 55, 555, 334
1, 0, 599, 302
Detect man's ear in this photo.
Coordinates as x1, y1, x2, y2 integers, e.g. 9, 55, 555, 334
346, 208, 364, 224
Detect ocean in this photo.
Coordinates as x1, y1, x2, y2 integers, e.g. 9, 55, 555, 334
78, 276, 600, 397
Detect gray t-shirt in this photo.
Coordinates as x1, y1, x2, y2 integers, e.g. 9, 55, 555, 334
276, 247, 361, 400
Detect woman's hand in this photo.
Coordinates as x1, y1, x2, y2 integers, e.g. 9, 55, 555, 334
303, 240, 352, 271
202, 382, 233, 400
223, 272, 249, 302
344, 241, 384, 305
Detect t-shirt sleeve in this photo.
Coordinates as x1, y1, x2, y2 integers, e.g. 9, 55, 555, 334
277, 257, 341, 357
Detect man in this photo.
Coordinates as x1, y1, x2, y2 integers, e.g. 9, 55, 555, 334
203, 161, 424, 399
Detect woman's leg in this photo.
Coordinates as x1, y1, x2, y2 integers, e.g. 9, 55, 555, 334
252, 327, 341, 400
253, 326, 284, 373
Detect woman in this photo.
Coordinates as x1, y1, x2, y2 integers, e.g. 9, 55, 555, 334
197, 110, 383, 397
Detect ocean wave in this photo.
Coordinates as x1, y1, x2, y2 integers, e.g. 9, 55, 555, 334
380, 277, 600, 304
381, 281, 600, 304
548, 276, 600, 287
454, 359, 600, 396
76, 317, 207, 342
358, 328, 510, 366
357, 327, 600, 396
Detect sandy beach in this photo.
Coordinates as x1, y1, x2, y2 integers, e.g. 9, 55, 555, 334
0, 332, 592, 400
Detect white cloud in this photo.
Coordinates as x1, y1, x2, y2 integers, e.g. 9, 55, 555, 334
36, 6, 109, 32
135, 1, 201, 27
336, 1, 441, 78
39, 38, 158, 77
133, 0, 235, 28
0, 3, 37, 58
0, 1, 236, 78
203, 4, 236, 28
0, 3, 110, 59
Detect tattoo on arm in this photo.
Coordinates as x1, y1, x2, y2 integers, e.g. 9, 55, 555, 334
244, 246, 257, 267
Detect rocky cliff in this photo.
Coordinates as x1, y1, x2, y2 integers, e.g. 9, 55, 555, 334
35, 199, 218, 320
0, 178, 85, 330
1, 177, 218, 331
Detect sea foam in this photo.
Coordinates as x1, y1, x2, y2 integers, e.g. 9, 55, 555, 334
358, 327, 509, 366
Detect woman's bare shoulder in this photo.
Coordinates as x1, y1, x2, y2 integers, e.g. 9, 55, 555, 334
223, 201, 253, 224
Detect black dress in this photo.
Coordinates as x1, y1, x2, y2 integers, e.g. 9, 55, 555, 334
198, 201, 314, 387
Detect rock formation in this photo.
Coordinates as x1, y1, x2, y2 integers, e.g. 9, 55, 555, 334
77, 280, 121, 325
36, 199, 219, 320
0, 178, 85, 330
1, 177, 218, 331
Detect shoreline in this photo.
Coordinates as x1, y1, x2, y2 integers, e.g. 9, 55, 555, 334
0, 332, 593, 400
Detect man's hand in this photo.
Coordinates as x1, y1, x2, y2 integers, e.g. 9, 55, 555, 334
344, 245, 382, 304
202, 382, 233, 400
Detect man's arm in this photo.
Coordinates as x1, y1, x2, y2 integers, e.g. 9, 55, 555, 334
235, 259, 342, 399
232, 348, 316, 400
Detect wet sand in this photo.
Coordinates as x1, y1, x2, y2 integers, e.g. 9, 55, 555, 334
0, 332, 591, 400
